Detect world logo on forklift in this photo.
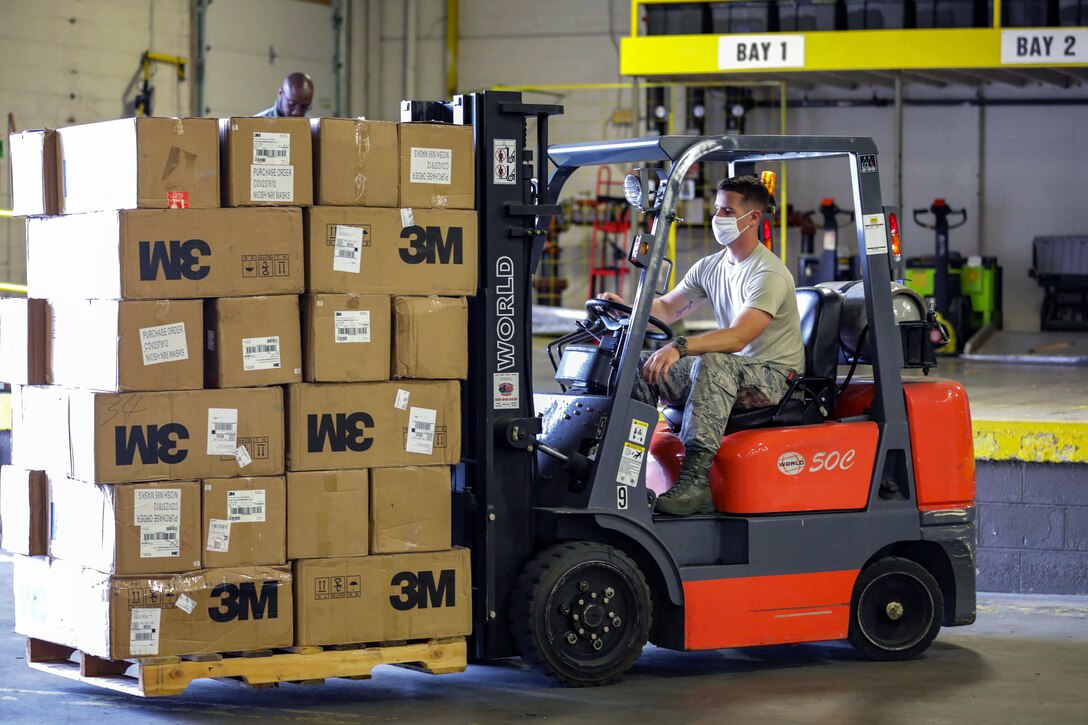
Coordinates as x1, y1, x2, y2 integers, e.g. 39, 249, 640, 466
777, 451, 806, 476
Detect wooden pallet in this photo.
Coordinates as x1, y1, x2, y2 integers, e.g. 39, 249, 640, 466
25, 636, 467, 697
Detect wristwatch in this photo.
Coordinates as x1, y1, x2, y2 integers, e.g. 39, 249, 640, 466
673, 336, 688, 358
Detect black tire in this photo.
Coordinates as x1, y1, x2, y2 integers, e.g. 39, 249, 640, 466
510, 542, 652, 687
848, 556, 944, 661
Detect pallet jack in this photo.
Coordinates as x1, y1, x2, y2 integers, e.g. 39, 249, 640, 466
906, 199, 1002, 353
797, 198, 857, 286
417, 91, 976, 686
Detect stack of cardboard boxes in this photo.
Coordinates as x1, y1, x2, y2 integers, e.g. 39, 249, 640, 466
0, 114, 476, 660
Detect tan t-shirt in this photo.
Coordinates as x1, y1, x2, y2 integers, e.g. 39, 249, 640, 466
674, 243, 805, 373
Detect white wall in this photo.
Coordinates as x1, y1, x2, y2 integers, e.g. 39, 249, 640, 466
0, 0, 191, 285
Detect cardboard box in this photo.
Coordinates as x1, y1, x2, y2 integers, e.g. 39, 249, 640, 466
392, 296, 467, 379
49, 477, 202, 575
312, 118, 398, 207
205, 295, 302, 388
65, 387, 285, 484
48, 299, 204, 392
398, 123, 475, 210
14, 556, 293, 659
220, 117, 313, 207
303, 293, 391, 382
287, 469, 369, 559
286, 381, 460, 472
304, 207, 477, 296
57, 117, 220, 214
0, 298, 47, 385
202, 476, 286, 568
9, 129, 59, 217
26, 207, 303, 301
0, 467, 47, 556
10, 385, 71, 476
370, 466, 451, 554
293, 548, 470, 646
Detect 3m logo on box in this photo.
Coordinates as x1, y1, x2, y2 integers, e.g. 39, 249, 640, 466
307, 412, 374, 453
115, 424, 189, 465
389, 569, 456, 610
138, 240, 210, 281
399, 225, 463, 265
208, 580, 280, 622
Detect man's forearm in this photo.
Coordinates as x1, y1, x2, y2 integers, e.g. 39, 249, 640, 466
685, 327, 746, 355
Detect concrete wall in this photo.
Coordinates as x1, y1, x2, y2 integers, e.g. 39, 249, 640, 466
977, 461, 1088, 595
0, 0, 191, 286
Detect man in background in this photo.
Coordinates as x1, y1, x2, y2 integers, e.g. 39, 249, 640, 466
256, 72, 314, 117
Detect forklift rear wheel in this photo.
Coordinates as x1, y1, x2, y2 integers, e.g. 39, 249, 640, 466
848, 556, 944, 661
511, 542, 652, 686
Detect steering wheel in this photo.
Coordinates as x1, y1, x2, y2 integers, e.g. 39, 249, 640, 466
584, 298, 674, 342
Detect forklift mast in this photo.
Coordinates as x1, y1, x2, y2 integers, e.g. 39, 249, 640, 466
445, 91, 562, 660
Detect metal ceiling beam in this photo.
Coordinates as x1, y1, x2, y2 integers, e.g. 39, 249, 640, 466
804, 72, 859, 90
1055, 68, 1088, 84
956, 69, 1028, 87
857, 71, 897, 88
937, 69, 986, 87
898, 70, 948, 88
1006, 68, 1072, 88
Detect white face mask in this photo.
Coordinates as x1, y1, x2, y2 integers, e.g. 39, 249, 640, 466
712, 209, 756, 247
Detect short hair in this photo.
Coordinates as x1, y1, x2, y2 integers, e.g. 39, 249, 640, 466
717, 176, 770, 210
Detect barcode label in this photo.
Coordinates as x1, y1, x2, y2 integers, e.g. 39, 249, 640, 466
129, 608, 161, 656
207, 518, 231, 553
207, 408, 239, 455
227, 489, 267, 523
252, 131, 291, 165
139, 523, 181, 558
334, 310, 371, 343
406, 407, 437, 455
333, 225, 363, 274
242, 335, 281, 371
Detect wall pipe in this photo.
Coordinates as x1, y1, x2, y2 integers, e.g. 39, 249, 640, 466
405, 0, 417, 102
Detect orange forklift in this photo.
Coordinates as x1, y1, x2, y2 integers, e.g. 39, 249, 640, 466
434, 91, 976, 686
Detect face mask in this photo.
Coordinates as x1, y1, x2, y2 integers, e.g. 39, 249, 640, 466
712, 209, 756, 247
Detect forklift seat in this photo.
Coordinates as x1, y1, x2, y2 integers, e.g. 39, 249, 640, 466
661, 286, 843, 434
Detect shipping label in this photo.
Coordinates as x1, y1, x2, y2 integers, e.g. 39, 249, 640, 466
234, 444, 252, 468
207, 408, 238, 455
140, 523, 181, 559
227, 489, 266, 523
242, 336, 281, 371
129, 608, 162, 656
394, 388, 410, 411
175, 593, 197, 614
406, 407, 437, 455
207, 518, 231, 552
333, 224, 363, 274
139, 322, 189, 366
250, 165, 294, 202
134, 489, 182, 526
252, 132, 291, 165
409, 147, 453, 184
334, 310, 371, 343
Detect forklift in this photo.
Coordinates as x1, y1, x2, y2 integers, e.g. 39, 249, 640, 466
432, 91, 976, 686
797, 198, 858, 286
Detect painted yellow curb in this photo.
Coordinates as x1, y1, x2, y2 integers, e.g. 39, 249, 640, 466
973, 419, 1088, 464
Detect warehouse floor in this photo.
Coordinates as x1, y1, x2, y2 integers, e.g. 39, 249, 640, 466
1, 557, 1086, 723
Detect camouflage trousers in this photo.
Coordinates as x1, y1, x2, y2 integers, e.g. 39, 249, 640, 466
633, 352, 795, 454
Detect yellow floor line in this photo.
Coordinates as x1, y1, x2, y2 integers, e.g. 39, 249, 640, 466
973, 419, 1088, 464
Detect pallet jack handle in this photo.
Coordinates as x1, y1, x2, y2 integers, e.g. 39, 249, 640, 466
913, 199, 967, 230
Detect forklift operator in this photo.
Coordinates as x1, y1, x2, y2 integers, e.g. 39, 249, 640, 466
598, 176, 805, 516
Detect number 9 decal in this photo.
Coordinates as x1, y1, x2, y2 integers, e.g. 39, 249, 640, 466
616, 486, 629, 510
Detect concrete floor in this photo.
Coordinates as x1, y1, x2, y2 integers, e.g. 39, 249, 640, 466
1, 556, 1086, 723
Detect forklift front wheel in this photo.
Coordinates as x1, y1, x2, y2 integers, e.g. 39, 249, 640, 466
511, 541, 652, 687
848, 556, 944, 661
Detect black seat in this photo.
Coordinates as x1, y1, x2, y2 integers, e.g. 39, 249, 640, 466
662, 286, 843, 434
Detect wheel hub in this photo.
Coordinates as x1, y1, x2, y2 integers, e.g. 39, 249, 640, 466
582, 603, 605, 628
885, 601, 904, 621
